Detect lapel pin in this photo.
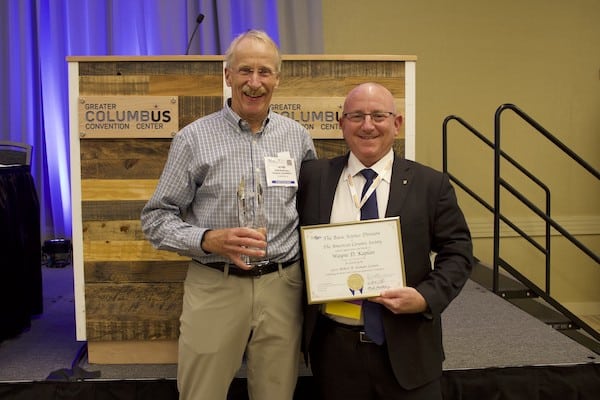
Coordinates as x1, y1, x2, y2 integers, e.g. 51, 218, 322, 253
403, 179, 408, 185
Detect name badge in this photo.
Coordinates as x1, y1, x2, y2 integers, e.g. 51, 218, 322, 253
265, 153, 297, 187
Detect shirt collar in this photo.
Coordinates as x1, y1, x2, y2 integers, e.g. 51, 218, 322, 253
224, 98, 271, 133
345, 149, 394, 183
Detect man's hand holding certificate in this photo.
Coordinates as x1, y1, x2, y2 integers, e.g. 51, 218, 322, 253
300, 217, 406, 304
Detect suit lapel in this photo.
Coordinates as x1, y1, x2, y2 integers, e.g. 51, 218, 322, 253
319, 155, 347, 224
385, 155, 413, 217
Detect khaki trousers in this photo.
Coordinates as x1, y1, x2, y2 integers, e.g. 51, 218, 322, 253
177, 261, 303, 400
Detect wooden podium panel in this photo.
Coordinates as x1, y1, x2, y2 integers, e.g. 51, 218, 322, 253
67, 55, 416, 363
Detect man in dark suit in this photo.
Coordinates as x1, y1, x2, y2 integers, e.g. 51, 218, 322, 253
297, 82, 473, 400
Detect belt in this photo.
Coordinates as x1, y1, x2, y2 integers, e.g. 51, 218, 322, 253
320, 315, 377, 344
198, 259, 297, 277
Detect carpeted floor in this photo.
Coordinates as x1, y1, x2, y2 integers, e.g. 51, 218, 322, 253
0, 263, 598, 383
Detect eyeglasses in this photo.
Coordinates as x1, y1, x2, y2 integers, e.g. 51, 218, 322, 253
342, 112, 395, 123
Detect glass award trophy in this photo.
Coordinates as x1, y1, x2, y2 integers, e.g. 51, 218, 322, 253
237, 175, 268, 266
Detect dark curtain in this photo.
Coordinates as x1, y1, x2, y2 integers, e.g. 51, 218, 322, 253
0, 166, 41, 341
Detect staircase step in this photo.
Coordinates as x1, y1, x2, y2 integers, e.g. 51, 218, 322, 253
561, 330, 600, 355
508, 298, 574, 329
497, 289, 538, 300
469, 261, 600, 354
470, 261, 526, 292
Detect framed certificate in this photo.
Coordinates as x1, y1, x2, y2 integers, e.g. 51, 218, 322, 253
300, 217, 406, 304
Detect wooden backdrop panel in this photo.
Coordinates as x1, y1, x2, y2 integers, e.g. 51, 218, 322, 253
70, 56, 412, 362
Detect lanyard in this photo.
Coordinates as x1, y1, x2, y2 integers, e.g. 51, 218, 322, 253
346, 159, 392, 210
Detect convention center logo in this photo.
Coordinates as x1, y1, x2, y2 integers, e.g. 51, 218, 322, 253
78, 96, 179, 138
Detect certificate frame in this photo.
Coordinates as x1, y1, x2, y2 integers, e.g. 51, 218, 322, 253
300, 217, 406, 304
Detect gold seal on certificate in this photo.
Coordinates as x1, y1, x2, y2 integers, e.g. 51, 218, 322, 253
300, 217, 406, 304
347, 273, 364, 295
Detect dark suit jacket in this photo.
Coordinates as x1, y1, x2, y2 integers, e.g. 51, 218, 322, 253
297, 152, 473, 390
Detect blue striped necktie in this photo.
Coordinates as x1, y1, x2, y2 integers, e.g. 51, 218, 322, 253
360, 168, 385, 345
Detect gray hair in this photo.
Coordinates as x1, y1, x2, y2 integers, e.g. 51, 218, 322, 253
224, 30, 282, 73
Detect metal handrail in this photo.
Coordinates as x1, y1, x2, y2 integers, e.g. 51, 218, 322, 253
494, 104, 599, 294
442, 115, 552, 273
443, 115, 552, 194
500, 178, 599, 264
495, 104, 600, 180
443, 104, 599, 343
446, 171, 547, 254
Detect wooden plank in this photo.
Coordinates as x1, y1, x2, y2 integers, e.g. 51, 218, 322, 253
80, 139, 171, 179
282, 60, 405, 78
113, 60, 223, 76
87, 340, 178, 364
79, 75, 150, 95
81, 179, 158, 201
85, 260, 188, 283
85, 282, 182, 341
85, 282, 182, 319
83, 240, 189, 262
179, 95, 223, 128
86, 318, 179, 341
81, 157, 168, 180
314, 139, 347, 160
80, 138, 172, 161
76, 59, 224, 75
277, 76, 405, 97
79, 74, 223, 96
82, 200, 147, 221
282, 54, 416, 62
148, 75, 222, 96
83, 220, 146, 241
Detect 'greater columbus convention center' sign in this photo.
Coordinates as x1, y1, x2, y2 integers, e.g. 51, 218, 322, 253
78, 96, 346, 139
